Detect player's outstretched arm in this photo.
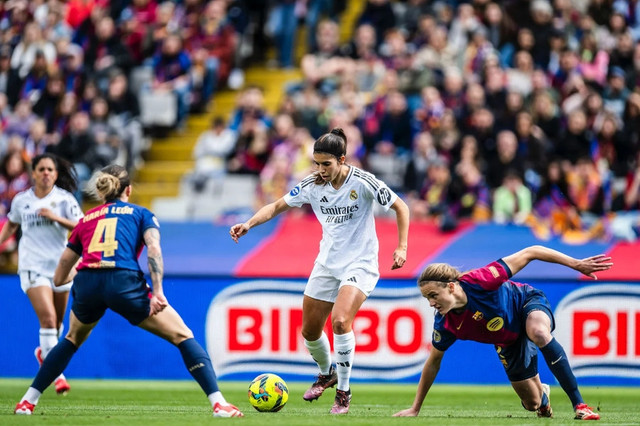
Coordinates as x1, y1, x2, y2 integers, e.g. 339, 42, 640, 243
230, 197, 291, 243
390, 197, 409, 270
393, 348, 445, 417
0, 220, 19, 248
502, 245, 613, 279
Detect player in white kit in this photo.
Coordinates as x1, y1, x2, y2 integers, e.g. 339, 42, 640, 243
0, 153, 83, 394
230, 128, 410, 414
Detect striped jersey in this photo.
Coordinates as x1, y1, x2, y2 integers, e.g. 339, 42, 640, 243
68, 200, 159, 271
283, 166, 398, 278
431, 259, 546, 351
7, 186, 83, 277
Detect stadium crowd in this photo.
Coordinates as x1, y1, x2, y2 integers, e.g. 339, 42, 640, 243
0, 0, 639, 252
203, 0, 640, 245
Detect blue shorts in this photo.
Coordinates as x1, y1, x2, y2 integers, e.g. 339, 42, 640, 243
495, 294, 555, 382
71, 269, 151, 325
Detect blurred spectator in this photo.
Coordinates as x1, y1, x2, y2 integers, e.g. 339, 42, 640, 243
150, 33, 192, 129
357, 0, 395, 50
88, 97, 121, 166
0, 45, 20, 106
0, 150, 30, 219
47, 110, 95, 201
23, 118, 49, 159
186, 0, 236, 108
449, 161, 491, 222
106, 71, 144, 170
19, 50, 49, 103
602, 66, 630, 118
227, 116, 271, 175
10, 21, 56, 80
84, 15, 134, 91
485, 130, 523, 189
191, 116, 236, 191
5, 99, 36, 140
266, 0, 297, 68
301, 19, 350, 94
493, 169, 533, 225
229, 85, 271, 131
403, 131, 438, 194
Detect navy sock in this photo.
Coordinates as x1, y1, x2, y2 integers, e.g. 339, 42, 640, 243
32, 338, 77, 392
540, 338, 583, 408
178, 338, 219, 395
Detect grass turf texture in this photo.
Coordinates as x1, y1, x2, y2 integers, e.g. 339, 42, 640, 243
1, 379, 637, 425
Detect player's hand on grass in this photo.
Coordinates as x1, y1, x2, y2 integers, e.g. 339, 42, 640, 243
392, 407, 419, 417
229, 223, 249, 243
576, 254, 613, 279
149, 293, 168, 316
391, 247, 407, 270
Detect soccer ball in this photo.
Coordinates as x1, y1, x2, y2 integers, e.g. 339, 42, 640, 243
247, 373, 289, 412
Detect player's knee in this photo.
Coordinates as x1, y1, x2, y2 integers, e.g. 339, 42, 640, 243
521, 396, 542, 411
172, 328, 194, 345
528, 326, 552, 347
331, 316, 351, 334
39, 314, 58, 329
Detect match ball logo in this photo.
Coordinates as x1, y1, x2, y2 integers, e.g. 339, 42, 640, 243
486, 317, 504, 331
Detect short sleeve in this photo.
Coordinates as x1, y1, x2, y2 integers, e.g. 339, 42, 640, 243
142, 208, 160, 232
64, 194, 84, 221
359, 172, 398, 211
7, 197, 21, 224
432, 320, 457, 351
283, 176, 313, 208
459, 260, 511, 291
67, 225, 82, 255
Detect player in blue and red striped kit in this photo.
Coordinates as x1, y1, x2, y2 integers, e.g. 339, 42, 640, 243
394, 245, 612, 421
14, 164, 242, 418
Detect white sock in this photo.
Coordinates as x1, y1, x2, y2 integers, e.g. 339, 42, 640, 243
304, 332, 332, 375
22, 387, 41, 405
40, 328, 66, 381
39, 328, 58, 359
207, 391, 226, 406
334, 331, 355, 392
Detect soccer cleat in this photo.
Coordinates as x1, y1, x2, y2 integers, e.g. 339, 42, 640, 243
34, 347, 43, 366
574, 403, 600, 420
330, 389, 351, 414
213, 402, 244, 418
303, 366, 337, 401
14, 400, 35, 415
55, 377, 71, 395
536, 383, 553, 418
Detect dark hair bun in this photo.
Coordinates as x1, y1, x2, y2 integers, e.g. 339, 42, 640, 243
330, 127, 346, 141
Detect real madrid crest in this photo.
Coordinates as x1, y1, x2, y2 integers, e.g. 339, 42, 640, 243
350, 190, 358, 201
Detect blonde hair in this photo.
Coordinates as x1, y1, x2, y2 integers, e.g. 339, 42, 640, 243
91, 164, 130, 202
418, 263, 462, 288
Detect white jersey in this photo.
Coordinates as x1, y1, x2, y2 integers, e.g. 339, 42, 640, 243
7, 186, 83, 277
283, 166, 397, 278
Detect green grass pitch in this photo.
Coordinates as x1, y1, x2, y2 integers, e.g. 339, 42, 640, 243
1, 379, 637, 425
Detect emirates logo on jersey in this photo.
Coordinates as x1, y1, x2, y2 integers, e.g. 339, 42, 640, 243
350, 190, 358, 201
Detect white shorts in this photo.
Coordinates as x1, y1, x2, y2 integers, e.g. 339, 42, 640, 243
19, 271, 72, 294
304, 262, 380, 303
